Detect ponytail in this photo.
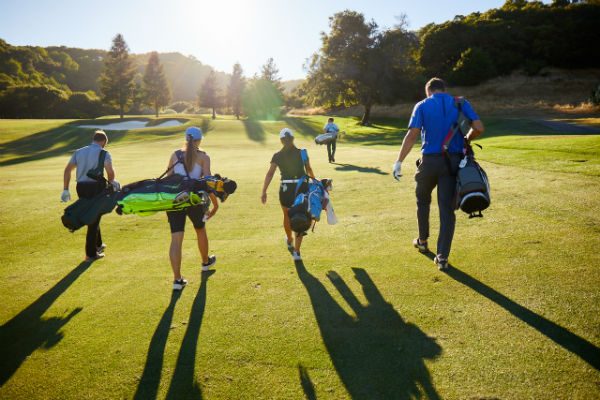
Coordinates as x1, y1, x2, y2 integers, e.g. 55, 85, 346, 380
185, 135, 195, 172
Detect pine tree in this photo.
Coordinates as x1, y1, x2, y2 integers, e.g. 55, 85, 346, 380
142, 52, 171, 117
99, 34, 136, 119
227, 63, 245, 119
260, 58, 284, 92
198, 70, 221, 119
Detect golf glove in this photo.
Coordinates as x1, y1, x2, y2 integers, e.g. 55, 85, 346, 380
393, 161, 402, 180
61, 189, 71, 202
110, 180, 121, 191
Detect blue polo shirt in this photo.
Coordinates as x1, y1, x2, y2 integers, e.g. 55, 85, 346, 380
408, 93, 479, 154
323, 122, 339, 133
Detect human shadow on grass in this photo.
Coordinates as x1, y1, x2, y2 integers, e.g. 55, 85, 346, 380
332, 163, 389, 175
0, 260, 93, 385
298, 364, 317, 400
241, 119, 266, 143
133, 290, 182, 400
420, 250, 600, 370
165, 270, 215, 400
295, 262, 442, 399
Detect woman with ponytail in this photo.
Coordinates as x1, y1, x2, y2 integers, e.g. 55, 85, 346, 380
165, 126, 218, 290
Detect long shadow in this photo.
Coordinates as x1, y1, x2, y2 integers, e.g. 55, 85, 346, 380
0, 117, 193, 166
295, 262, 441, 399
165, 270, 215, 400
133, 291, 182, 400
0, 260, 93, 385
241, 119, 266, 143
332, 163, 389, 175
282, 116, 322, 139
420, 251, 600, 370
298, 364, 317, 400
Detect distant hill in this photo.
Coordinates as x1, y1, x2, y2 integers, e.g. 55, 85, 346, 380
0, 39, 230, 101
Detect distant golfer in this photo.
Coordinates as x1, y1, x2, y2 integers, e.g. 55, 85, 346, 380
62, 130, 117, 261
261, 128, 315, 261
165, 126, 218, 291
323, 117, 339, 163
393, 77, 484, 270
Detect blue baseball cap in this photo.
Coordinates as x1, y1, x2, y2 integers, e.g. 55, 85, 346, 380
185, 126, 203, 141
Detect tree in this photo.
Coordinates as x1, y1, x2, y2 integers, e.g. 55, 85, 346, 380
99, 34, 136, 118
142, 52, 171, 117
227, 63, 245, 119
241, 78, 284, 120
260, 58, 281, 84
198, 69, 221, 119
303, 10, 418, 125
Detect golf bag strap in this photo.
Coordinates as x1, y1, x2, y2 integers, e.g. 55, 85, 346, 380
442, 97, 466, 176
158, 150, 191, 180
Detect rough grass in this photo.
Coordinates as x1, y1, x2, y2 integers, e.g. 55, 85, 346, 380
0, 115, 599, 399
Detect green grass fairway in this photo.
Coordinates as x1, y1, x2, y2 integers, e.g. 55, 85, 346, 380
1, 116, 599, 399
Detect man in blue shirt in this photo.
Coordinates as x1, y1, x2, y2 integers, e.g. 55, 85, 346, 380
323, 117, 339, 163
393, 78, 484, 270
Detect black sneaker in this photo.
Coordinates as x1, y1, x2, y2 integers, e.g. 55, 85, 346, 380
202, 255, 217, 272
173, 278, 188, 291
413, 238, 428, 253
434, 256, 449, 271
97, 243, 106, 253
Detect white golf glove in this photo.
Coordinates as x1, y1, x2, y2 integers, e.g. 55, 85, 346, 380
393, 161, 402, 181
110, 180, 121, 191
61, 189, 71, 202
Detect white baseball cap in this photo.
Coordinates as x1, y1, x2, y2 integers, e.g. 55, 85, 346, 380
279, 128, 294, 138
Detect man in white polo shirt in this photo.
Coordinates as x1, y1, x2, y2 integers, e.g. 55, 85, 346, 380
62, 130, 117, 261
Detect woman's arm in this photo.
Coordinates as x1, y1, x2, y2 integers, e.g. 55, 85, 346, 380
201, 153, 212, 177
305, 160, 315, 179
165, 153, 177, 177
205, 192, 219, 219
261, 163, 277, 204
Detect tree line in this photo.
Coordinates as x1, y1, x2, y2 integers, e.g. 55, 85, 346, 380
1, 0, 599, 120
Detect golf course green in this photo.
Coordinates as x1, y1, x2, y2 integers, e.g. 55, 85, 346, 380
0, 115, 598, 399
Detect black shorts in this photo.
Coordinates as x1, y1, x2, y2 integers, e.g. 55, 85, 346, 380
167, 205, 206, 233
279, 181, 308, 208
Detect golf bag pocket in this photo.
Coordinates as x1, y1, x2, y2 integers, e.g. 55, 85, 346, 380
288, 194, 312, 233
455, 157, 490, 218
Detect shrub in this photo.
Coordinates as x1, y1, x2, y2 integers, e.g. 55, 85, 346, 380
450, 47, 497, 86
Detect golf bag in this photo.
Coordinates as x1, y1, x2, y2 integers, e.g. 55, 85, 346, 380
455, 156, 490, 218
115, 174, 237, 216
315, 131, 338, 145
288, 178, 333, 234
442, 96, 491, 218
61, 186, 118, 232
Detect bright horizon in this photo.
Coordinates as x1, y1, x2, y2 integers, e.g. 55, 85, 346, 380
2, 0, 532, 80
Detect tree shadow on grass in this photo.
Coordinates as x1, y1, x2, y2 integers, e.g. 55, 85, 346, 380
332, 163, 389, 175
0, 260, 93, 385
420, 251, 600, 370
241, 119, 266, 143
133, 290, 182, 400
0, 117, 197, 167
282, 116, 322, 139
165, 270, 215, 400
295, 262, 442, 399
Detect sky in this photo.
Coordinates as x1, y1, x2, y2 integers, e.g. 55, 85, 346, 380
1, 0, 515, 80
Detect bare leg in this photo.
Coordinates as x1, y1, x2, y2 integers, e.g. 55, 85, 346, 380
169, 232, 184, 280
195, 227, 209, 264
281, 206, 293, 245
294, 232, 304, 253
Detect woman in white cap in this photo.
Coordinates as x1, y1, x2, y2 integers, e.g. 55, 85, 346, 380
166, 126, 218, 290
261, 128, 315, 261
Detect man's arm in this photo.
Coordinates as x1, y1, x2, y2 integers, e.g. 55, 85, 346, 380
261, 163, 277, 204
105, 162, 115, 182
395, 128, 421, 163
466, 120, 484, 142
63, 162, 76, 190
